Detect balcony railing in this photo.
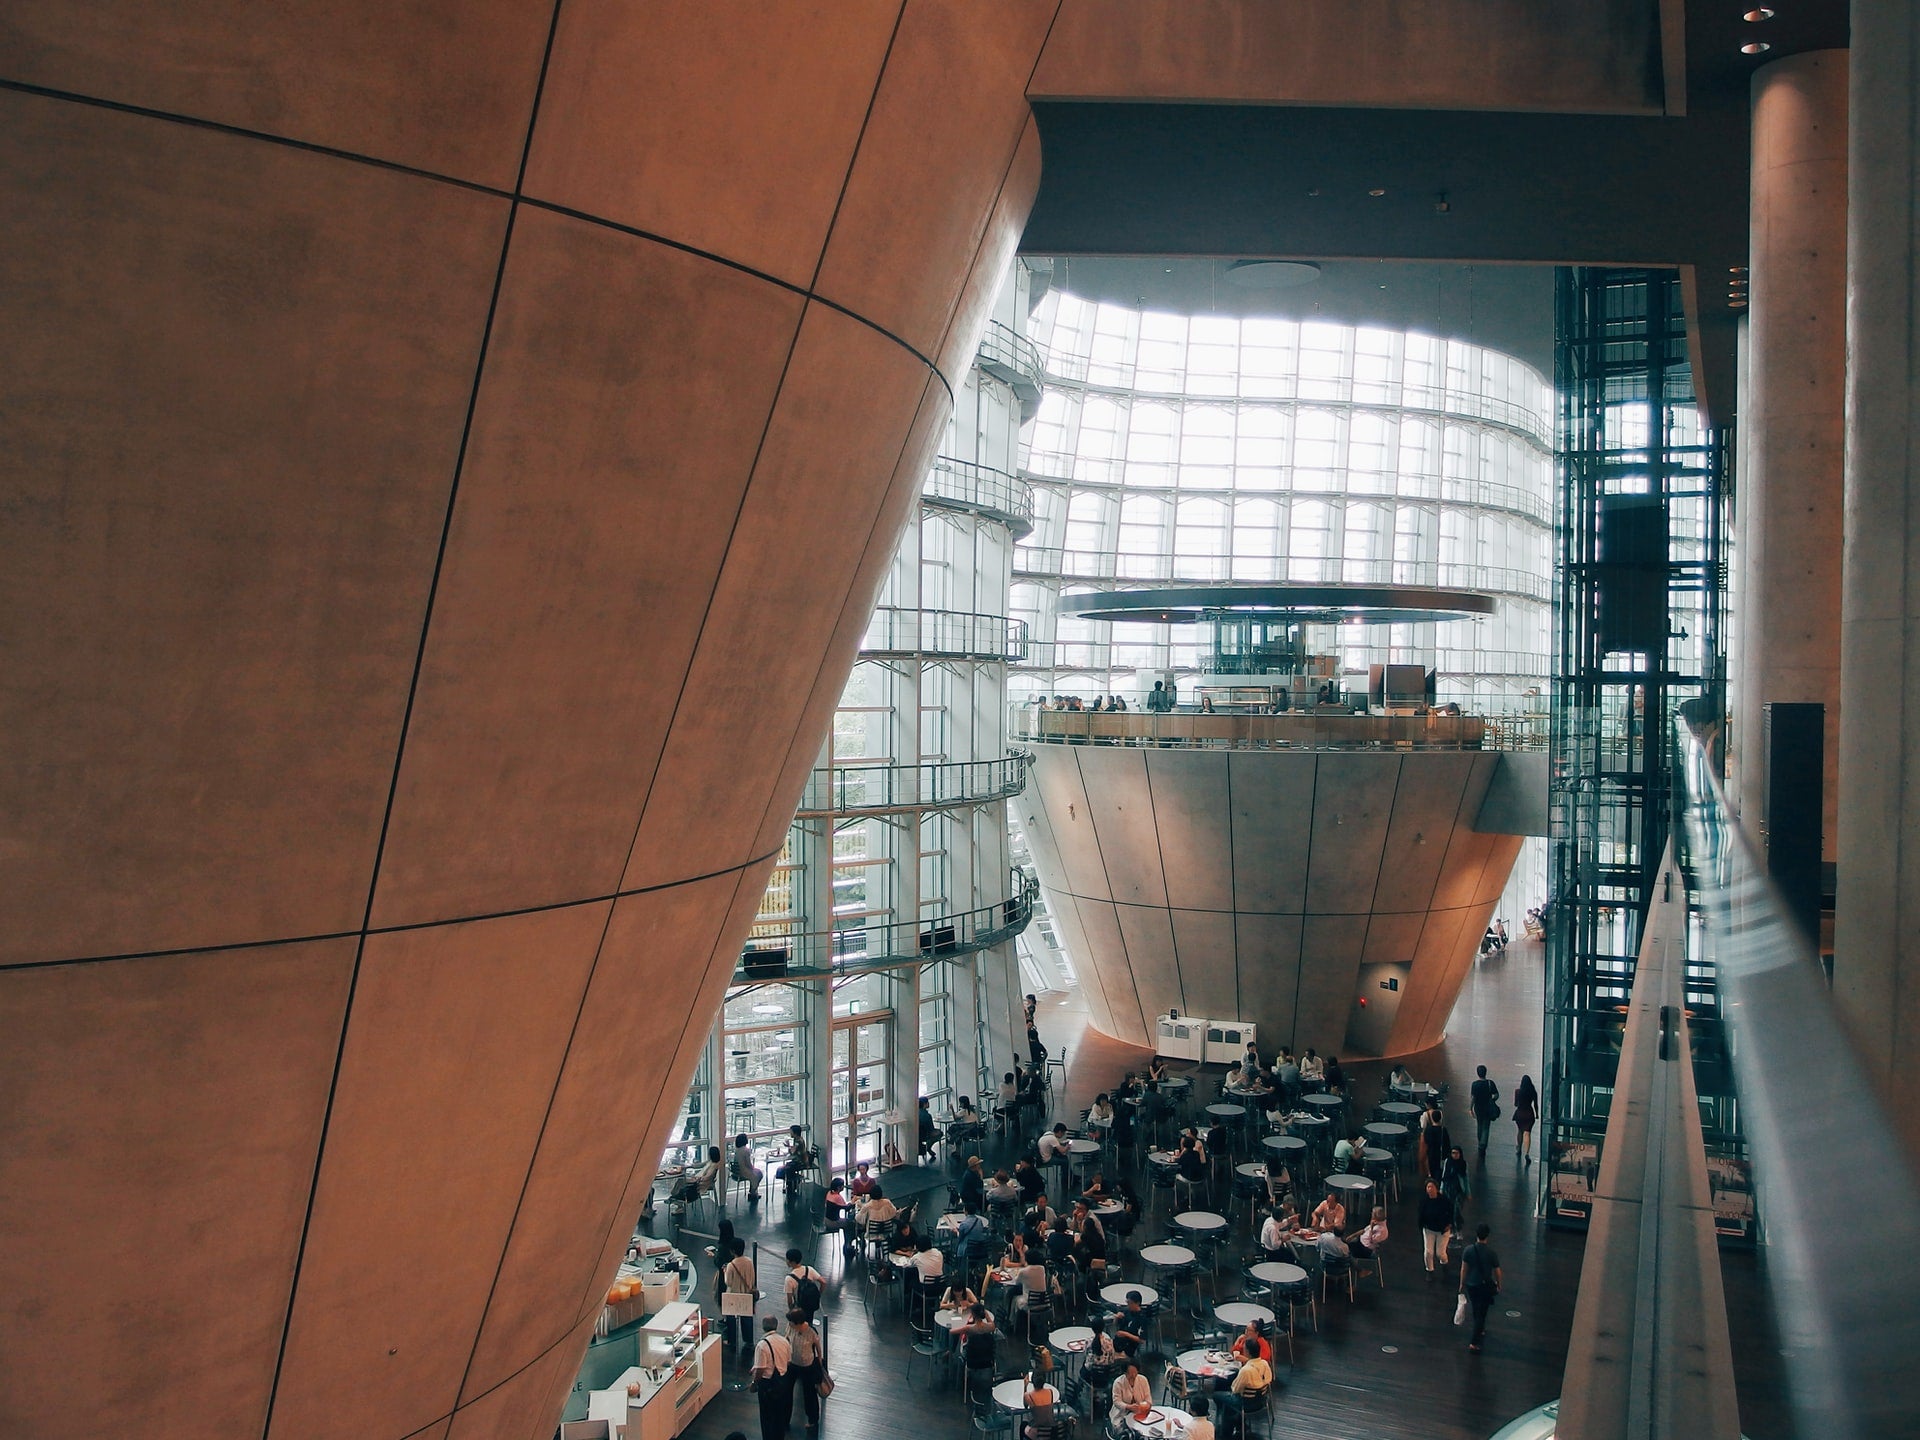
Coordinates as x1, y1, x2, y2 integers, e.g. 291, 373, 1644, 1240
976, 321, 1045, 421
1009, 550, 1551, 602
861, 606, 1029, 661
923, 456, 1035, 539
1009, 708, 1547, 751
737, 870, 1039, 981
793, 755, 1029, 817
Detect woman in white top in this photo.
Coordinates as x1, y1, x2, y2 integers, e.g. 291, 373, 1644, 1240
1300, 1049, 1325, 1081
1111, 1362, 1153, 1426
1348, 1206, 1389, 1258
940, 1280, 979, 1312
1087, 1093, 1115, 1132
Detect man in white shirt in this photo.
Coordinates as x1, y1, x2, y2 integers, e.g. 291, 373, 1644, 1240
909, 1235, 945, 1281
782, 1248, 825, 1318
1185, 1395, 1217, 1440
750, 1314, 792, 1440
1037, 1122, 1069, 1162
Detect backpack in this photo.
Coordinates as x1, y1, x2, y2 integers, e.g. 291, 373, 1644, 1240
793, 1269, 823, 1315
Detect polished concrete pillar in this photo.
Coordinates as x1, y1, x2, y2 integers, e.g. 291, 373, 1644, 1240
1735, 50, 1847, 865
1838, 5, 1920, 1156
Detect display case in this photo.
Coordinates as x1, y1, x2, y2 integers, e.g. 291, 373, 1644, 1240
587, 1301, 717, 1440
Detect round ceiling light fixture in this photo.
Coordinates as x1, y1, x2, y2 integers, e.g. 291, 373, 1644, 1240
1742, 41, 1772, 53
1225, 260, 1322, 290
1744, 8, 1774, 20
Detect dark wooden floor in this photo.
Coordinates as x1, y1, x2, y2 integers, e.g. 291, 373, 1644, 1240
666, 943, 1795, 1440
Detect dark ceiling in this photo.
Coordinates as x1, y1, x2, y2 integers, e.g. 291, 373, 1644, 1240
1019, 1, 1850, 425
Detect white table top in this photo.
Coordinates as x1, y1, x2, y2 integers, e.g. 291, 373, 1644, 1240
1049, 1325, 1094, 1352
1326, 1174, 1375, 1195
1126, 1406, 1194, 1438
1067, 1138, 1103, 1155
1138, 1243, 1197, 1267
1175, 1348, 1243, 1379
1303, 1093, 1345, 1110
934, 1307, 970, 1330
1173, 1210, 1229, 1232
1102, 1282, 1160, 1307
1234, 1160, 1267, 1177
1263, 1134, 1306, 1152
1248, 1261, 1308, 1285
993, 1378, 1028, 1411
1092, 1198, 1125, 1214
1205, 1102, 1246, 1117
1214, 1300, 1276, 1327
1160, 1076, 1192, 1091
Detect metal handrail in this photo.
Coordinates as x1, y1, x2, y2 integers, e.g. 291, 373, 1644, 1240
793, 755, 1029, 817
861, 606, 1029, 661
923, 456, 1035, 539
1676, 721, 1920, 1440
1009, 549, 1551, 602
737, 870, 1038, 980
978, 321, 1046, 412
1009, 708, 1528, 751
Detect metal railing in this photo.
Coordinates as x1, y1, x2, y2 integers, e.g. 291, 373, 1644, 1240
1008, 550, 1552, 602
737, 870, 1038, 980
1009, 707, 1523, 751
792, 755, 1028, 817
923, 456, 1035, 538
861, 606, 1029, 661
977, 321, 1046, 420
1676, 722, 1920, 1440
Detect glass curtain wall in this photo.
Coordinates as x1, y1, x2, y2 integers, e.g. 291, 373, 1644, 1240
662, 264, 1041, 1182
1011, 290, 1555, 713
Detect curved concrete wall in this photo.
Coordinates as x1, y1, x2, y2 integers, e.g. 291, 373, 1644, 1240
1019, 744, 1523, 1059
0, 4, 1052, 1438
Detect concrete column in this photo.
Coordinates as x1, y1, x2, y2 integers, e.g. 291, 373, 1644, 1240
1838, 4, 1920, 1154
1737, 50, 1849, 865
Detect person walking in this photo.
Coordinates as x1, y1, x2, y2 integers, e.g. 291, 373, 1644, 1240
1439, 1145, 1471, 1231
1420, 1102, 1450, 1181
1417, 1179, 1454, 1279
750, 1314, 792, 1440
1469, 1065, 1501, 1156
1513, 1074, 1539, 1163
785, 1308, 825, 1432
1457, 1223, 1503, 1353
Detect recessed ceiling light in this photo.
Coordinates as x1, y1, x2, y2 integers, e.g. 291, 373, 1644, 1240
1744, 8, 1774, 20
1368, 188, 1387, 197
1742, 41, 1771, 54
1225, 260, 1322, 290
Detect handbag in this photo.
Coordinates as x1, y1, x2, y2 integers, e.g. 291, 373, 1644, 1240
817, 1373, 836, 1398
1453, 1292, 1469, 1325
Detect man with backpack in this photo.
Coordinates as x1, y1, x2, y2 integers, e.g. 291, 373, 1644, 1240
783, 1248, 825, 1321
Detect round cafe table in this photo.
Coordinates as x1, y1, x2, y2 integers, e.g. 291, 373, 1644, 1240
1394, 1082, 1440, 1105
992, 1378, 1028, 1411
1175, 1348, 1242, 1381
1377, 1101, 1425, 1123
1126, 1407, 1194, 1439
934, 1307, 969, 1332
1302, 1092, 1345, 1117
1049, 1324, 1094, 1376
1263, 1133, 1307, 1161
1326, 1173, 1374, 1214
1092, 1198, 1125, 1217
1248, 1260, 1307, 1288
1364, 1120, 1410, 1147
1101, 1281, 1160, 1308
1173, 1210, 1229, 1241
1214, 1300, 1276, 1329
1205, 1102, 1246, 1123
1140, 1242, 1198, 1269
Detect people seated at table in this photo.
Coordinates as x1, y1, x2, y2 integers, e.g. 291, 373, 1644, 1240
1043, 1218, 1076, 1265
1332, 1132, 1368, 1173
1080, 1170, 1112, 1202
940, 1278, 979, 1312
1222, 1061, 1244, 1091
909, 1233, 944, 1279
1185, 1395, 1217, 1440
1309, 1192, 1347, 1233
1110, 1360, 1154, 1426
889, 1214, 921, 1254
821, 1182, 852, 1251
957, 1303, 997, 1367
1037, 1121, 1071, 1164
1147, 1056, 1169, 1082
1347, 1205, 1389, 1259
1312, 1225, 1350, 1263
1390, 1063, 1416, 1091
959, 1154, 986, 1210
857, 1184, 897, 1228
1216, 1353, 1272, 1426
1085, 1315, 1119, 1363
1073, 1202, 1108, 1266
849, 1161, 878, 1198
1175, 1137, 1208, 1187
1002, 1230, 1030, 1267
730, 1134, 763, 1206
772, 1124, 815, 1197
1117, 1071, 1144, 1100
1323, 1055, 1347, 1093
1016, 1255, 1057, 1310
1022, 1368, 1060, 1438
987, 1168, 1021, 1203
952, 1201, 992, 1269
1022, 1063, 1049, 1114
1259, 1202, 1300, 1257
1276, 1052, 1301, 1101
1263, 1156, 1291, 1204
1204, 1118, 1230, 1162
1029, 1193, 1059, 1231
1087, 1093, 1115, 1133
1300, 1048, 1325, 1082
1243, 1040, 1262, 1071
1113, 1292, 1151, 1356
1015, 1158, 1048, 1204
997, 1071, 1021, 1126
667, 1145, 722, 1212
1230, 1319, 1271, 1363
